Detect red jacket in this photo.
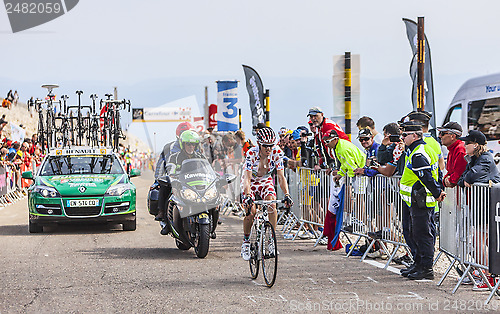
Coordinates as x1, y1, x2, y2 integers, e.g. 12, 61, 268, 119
444, 139, 467, 187
318, 117, 349, 141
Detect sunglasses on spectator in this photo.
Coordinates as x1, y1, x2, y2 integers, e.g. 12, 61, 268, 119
324, 137, 338, 144
359, 137, 371, 142
401, 132, 416, 138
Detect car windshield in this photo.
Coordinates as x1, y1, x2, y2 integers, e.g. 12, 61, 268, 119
40, 155, 124, 176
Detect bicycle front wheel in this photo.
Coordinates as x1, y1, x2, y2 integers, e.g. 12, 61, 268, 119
249, 221, 259, 280
261, 221, 278, 287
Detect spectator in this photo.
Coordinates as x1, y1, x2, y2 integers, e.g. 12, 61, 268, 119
437, 122, 467, 188
0, 114, 7, 136
407, 111, 445, 171
353, 128, 380, 177
322, 129, 365, 251
375, 122, 405, 176
13, 90, 19, 106
458, 130, 500, 187
356, 116, 384, 144
308, 106, 349, 142
235, 130, 251, 157
457, 130, 500, 290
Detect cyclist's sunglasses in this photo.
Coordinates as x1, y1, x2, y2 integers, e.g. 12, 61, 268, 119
261, 144, 274, 148
184, 142, 197, 147
324, 137, 338, 144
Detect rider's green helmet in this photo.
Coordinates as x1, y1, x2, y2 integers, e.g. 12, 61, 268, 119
179, 130, 201, 150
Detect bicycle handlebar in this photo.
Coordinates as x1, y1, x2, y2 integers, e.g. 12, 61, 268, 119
253, 200, 285, 205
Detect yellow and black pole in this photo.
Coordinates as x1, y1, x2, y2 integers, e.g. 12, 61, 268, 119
417, 17, 425, 112
344, 52, 352, 141
239, 108, 242, 130
265, 89, 270, 127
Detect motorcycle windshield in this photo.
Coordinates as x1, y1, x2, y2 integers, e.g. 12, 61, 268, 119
178, 159, 217, 188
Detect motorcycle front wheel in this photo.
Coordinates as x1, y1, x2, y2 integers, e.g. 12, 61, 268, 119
194, 224, 210, 258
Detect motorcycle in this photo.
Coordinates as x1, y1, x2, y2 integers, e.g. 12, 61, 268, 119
154, 158, 235, 258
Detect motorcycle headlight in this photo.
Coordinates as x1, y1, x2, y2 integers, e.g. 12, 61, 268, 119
203, 186, 218, 201
181, 188, 199, 202
34, 186, 61, 198
105, 184, 130, 196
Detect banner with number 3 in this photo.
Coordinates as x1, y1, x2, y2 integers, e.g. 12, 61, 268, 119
216, 81, 239, 132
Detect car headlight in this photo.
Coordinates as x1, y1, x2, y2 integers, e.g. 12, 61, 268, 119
105, 184, 130, 196
34, 186, 61, 198
181, 188, 199, 202
203, 186, 218, 201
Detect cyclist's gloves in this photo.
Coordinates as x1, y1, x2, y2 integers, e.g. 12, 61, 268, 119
243, 195, 254, 215
243, 195, 254, 207
284, 194, 293, 208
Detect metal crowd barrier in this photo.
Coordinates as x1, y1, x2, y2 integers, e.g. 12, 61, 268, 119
219, 162, 244, 216
342, 175, 410, 268
436, 183, 500, 304
0, 164, 28, 207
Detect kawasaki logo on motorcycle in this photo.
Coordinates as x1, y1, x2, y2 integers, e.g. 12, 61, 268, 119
184, 173, 212, 179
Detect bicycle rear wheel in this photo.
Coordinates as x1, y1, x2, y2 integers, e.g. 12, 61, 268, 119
249, 221, 260, 280
261, 221, 278, 287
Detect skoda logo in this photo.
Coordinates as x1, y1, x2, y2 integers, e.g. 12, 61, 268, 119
78, 186, 86, 193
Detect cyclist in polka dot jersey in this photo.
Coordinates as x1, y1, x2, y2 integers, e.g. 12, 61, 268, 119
240, 127, 293, 261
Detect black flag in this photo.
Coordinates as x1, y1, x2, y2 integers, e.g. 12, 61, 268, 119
403, 18, 436, 129
242, 65, 265, 128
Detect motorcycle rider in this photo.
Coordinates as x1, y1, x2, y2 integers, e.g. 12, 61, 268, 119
158, 130, 206, 235
240, 127, 293, 261
153, 122, 194, 221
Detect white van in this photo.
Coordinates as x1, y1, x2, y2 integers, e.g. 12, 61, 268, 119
443, 73, 500, 160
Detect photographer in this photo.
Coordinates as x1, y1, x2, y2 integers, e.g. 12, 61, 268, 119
375, 122, 405, 176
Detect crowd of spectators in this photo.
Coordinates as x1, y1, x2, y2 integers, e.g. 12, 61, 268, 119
268, 105, 499, 287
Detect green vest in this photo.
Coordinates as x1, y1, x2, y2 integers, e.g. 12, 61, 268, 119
399, 143, 439, 207
423, 134, 442, 158
334, 139, 366, 177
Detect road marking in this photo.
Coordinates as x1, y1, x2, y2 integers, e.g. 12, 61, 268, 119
385, 291, 424, 300
363, 259, 400, 274
346, 276, 379, 284
328, 277, 336, 284
308, 278, 317, 285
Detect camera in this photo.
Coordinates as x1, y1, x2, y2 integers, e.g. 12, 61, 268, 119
301, 132, 312, 137
389, 134, 401, 142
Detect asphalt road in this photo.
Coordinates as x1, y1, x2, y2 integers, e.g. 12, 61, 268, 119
0, 170, 499, 313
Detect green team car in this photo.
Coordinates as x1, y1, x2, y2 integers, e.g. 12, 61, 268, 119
22, 147, 140, 233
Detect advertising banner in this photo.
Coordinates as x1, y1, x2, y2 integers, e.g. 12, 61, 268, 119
216, 81, 239, 131
489, 185, 500, 275
139, 107, 192, 122
242, 65, 265, 128
0, 166, 6, 196
10, 122, 25, 143
208, 104, 217, 129
403, 18, 436, 129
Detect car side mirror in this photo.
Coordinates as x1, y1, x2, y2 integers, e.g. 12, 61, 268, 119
22, 171, 33, 180
130, 169, 141, 177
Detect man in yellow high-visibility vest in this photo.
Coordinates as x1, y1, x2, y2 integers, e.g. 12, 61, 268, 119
399, 121, 446, 280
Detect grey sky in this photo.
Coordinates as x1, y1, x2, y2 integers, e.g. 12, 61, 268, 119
1, 0, 499, 146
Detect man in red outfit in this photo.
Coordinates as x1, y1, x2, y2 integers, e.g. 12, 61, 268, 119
437, 122, 467, 187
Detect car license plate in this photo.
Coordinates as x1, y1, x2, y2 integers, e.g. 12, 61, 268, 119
67, 199, 99, 207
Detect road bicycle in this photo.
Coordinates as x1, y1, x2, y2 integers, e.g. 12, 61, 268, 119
248, 199, 282, 288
